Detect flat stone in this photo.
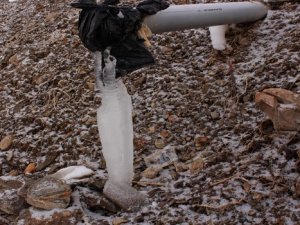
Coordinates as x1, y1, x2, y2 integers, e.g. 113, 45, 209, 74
144, 147, 178, 167
0, 189, 25, 215
14, 207, 84, 225
26, 177, 71, 210
189, 157, 205, 175
0, 176, 25, 215
79, 187, 117, 213
0, 135, 13, 151
295, 177, 300, 197
103, 181, 146, 211
141, 165, 163, 179
255, 88, 300, 131
210, 111, 220, 120
154, 138, 165, 149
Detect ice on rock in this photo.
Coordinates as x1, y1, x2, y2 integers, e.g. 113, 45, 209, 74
96, 49, 146, 209
49, 166, 94, 181
209, 25, 229, 50
103, 180, 146, 210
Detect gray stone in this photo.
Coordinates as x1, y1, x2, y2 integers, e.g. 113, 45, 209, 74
14, 207, 84, 225
103, 180, 146, 211
26, 177, 71, 210
78, 187, 117, 213
0, 177, 26, 215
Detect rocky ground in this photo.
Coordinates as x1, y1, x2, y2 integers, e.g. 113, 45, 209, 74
0, 0, 299, 224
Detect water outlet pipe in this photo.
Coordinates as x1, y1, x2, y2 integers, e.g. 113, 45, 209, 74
144, 1, 268, 34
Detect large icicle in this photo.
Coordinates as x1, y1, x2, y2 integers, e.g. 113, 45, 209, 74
95, 49, 145, 209
97, 50, 134, 185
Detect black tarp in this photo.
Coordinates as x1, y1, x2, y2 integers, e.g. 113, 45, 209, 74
71, 0, 169, 77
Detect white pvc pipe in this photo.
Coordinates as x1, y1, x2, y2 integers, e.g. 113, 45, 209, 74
144, 2, 268, 33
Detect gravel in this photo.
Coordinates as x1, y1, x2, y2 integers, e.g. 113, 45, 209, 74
0, 0, 299, 224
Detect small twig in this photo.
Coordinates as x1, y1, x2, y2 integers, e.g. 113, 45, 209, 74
226, 59, 238, 99
199, 197, 246, 211
81, 138, 98, 145
134, 181, 165, 187
210, 173, 240, 187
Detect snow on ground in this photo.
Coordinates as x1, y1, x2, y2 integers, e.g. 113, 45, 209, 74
0, 0, 299, 224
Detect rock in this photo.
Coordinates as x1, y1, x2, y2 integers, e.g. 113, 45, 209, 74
133, 76, 146, 88
26, 177, 71, 210
0, 216, 9, 225
112, 218, 129, 225
255, 88, 300, 131
8, 170, 18, 176
210, 111, 220, 120
86, 81, 94, 91
133, 137, 146, 150
263, 88, 300, 107
24, 163, 36, 175
189, 157, 205, 174
88, 177, 107, 191
141, 165, 163, 179
0, 177, 24, 189
36, 152, 59, 172
154, 138, 165, 149
295, 177, 300, 197
148, 126, 156, 134
49, 166, 94, 181
8, 54, 19, 66
144, 148, 178, 167
0, 135, 13, 151
173, 0, 189, 5
194, 135, 209, 147
167, 115, 180, 123
15, 207, 84, 225
103, 180, 146, 210
160, 130, 170, 138
0, 176, 25, 215
160, 46, 173, 54
0, 189, 25, 215
45, 12, 59, 23
79, 187, 117, 213
6, 150, 14, 161
238, 37, 249, 46
174, 162, 189, 173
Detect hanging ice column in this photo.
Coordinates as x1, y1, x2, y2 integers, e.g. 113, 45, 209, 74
96, 50, 134, 185
95, 49, 146, 209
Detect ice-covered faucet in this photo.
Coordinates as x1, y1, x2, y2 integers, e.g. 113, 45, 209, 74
96, 49, 146, 209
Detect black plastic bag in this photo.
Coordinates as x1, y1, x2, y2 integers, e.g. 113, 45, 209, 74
71, 0, 169, 77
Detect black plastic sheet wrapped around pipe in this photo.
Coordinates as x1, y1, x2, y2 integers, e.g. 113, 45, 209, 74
71, 0, 169, 77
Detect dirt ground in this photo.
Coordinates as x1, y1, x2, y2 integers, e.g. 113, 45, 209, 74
0, 0, 299, 224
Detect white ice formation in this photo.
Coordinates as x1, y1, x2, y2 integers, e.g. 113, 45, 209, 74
96, 50, 134, 185
208, 25, 229, 51
50, 166, 94, 181
95, 49, 146, 209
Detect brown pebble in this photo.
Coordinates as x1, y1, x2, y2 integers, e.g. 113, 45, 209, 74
24, 163, 36, 175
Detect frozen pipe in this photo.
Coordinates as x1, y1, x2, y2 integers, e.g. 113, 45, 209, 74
96, 49, 146, 209
144, 2, 268, 33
